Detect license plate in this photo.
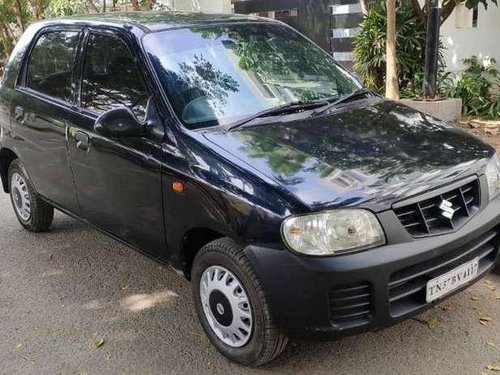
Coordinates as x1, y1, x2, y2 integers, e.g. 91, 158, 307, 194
426, 258, 479, 303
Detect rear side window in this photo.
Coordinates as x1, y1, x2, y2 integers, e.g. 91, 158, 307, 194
81, 34, 149, 119
25, 30, 80, 102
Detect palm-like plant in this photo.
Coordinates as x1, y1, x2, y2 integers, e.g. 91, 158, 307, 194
353, 3, 427, 96
447, 57, 500, 119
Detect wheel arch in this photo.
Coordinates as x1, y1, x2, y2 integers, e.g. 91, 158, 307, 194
0, 148, 18, 193
179, 227, 226, 280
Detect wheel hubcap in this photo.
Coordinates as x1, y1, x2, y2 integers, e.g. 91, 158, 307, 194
200, 266, 253, 347
11, 172, 31, 221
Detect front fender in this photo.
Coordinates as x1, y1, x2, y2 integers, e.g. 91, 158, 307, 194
160, 130, 303, 267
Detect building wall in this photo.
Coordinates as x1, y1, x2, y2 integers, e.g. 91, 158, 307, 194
232, 0, 332, 53
330, 0, 362, 67
440, 4, 500, 73
169, 0, 232, 13
169, 0, 500, 73
326, 0, 500, 71
231, 0, 361, 67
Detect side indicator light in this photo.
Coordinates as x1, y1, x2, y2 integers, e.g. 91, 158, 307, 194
172, 181, 185, 193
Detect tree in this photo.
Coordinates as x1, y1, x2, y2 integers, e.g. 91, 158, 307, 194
130, 0, 140, 10
28, 0, 49, 20
411, 0, 498, 25
0, 0, 31, 59
47, 0, 87, 17
14, 0, 25, 31
91, 0, 101, 12
359, 0, 368, 16
385, 0, 399, 99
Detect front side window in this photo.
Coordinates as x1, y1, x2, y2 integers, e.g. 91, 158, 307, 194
81, 34, 149, 119
26, 30, 80, 102
143, 23, 361, 130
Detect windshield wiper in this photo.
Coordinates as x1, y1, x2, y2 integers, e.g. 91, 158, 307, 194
226, 100, 328, 132
311, 88, 376, 117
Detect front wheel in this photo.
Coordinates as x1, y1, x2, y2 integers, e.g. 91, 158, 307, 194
191, 238, 288, 366
8, 159, 54, 232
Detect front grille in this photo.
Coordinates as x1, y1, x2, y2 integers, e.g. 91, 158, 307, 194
394, 179, 480, 237
388, 230, 499, 317
328, 282, 372, 328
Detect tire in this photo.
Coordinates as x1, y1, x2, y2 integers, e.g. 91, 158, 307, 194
8, 159, 54, 232
191, 238, 288, 366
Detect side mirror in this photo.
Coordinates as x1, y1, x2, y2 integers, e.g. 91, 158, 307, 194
94, 106, 145, 138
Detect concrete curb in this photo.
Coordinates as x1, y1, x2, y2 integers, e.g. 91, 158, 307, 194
400, 98, 462, 122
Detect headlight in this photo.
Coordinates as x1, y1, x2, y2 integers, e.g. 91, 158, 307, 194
281, 209, 385, 256
486, 153, 500, 199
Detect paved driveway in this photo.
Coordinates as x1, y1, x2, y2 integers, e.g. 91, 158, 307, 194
0, 193, 499, 374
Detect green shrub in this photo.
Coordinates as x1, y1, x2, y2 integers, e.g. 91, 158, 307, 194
353, 2, 446, 98
447, 56, 500, 119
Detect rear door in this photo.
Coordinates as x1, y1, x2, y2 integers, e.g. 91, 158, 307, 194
11, 28, 82, 213
67, 30, 166, 257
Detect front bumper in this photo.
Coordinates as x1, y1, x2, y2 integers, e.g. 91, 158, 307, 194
245, 192, 500, 341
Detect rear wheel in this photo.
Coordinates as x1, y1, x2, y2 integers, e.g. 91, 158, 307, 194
192, 238, 288, 366
8, 159, 54, 232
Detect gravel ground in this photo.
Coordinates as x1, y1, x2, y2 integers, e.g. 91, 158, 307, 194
0, 190, 500, 374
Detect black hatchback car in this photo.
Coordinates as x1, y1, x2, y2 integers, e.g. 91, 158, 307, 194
0, 12, 499, 366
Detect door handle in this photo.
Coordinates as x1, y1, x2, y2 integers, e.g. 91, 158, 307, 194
14, 106, 24, 123
75, 131, 90, 152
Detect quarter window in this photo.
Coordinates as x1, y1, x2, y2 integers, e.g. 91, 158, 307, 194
81, 34, 149, 119
26, 30, 80, 102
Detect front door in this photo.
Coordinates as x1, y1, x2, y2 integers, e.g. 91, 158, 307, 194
67, 30, 166, 257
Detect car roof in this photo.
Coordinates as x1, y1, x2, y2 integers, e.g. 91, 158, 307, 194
45, 11, 276, 33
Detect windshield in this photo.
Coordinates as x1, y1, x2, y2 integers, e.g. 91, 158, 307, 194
143, 22, 362, 130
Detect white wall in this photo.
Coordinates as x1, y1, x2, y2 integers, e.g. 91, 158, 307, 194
440, 4, 500, 73
170, 0, 232, 13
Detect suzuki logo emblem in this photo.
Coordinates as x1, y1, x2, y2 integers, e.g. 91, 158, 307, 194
439, 199, 457, 219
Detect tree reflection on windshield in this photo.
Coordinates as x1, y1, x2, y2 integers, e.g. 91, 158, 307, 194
144, 22, 360, 129
149, 53, 239, 127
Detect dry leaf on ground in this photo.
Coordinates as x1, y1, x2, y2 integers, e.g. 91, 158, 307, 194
426, 318, 438, 329
92, 334, 105, 349
441, 303, 453, 311
479, 316, 493, 322
486, 364, 500, 371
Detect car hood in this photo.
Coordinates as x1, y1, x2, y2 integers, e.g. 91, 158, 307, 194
201, 99, 495, 212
